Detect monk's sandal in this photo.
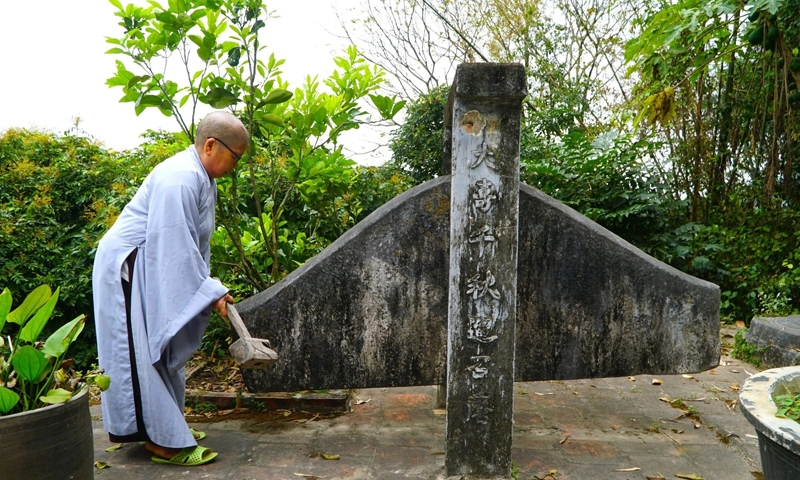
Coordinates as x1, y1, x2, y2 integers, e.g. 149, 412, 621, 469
151, 445, 218, 466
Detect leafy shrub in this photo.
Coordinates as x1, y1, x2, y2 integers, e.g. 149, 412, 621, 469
389, 85, 449, 184
0, 129, 183, 368
521, 129, 683, 253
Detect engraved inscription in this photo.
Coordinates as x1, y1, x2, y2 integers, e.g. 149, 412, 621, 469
471, 178, 498, 214
468, 355, 492, 379
467, 394, 493, 424
469, 225, 496, 258
468, 313, 499, 344
466, 270, 501, 300
470, 139, 496, 169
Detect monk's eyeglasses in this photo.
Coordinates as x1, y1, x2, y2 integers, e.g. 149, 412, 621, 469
212, 137, 242, 163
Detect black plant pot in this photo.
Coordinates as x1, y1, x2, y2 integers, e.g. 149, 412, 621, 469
740, 367, 800, 480
0, 387, 94, 480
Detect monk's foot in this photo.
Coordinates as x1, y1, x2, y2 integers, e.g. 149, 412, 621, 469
144, 441, 181, 459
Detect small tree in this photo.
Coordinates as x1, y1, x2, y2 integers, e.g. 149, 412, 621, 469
106, 0, 405, 292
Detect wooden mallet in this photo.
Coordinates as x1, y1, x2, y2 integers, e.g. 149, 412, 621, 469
226, 303, 278, 369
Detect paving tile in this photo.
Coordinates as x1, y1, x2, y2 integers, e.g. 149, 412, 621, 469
91, 367, 766, 480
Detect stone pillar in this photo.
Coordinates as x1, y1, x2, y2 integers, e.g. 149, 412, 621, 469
445, 63, 527, 478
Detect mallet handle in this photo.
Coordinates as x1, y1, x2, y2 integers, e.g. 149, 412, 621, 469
227, 303, 252, 340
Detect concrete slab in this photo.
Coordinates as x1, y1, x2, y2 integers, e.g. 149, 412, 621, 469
92, 352, 766, 479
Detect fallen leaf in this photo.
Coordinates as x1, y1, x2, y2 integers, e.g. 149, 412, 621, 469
731, 369, 740, 373
659, 397, 671, 403
105, 444, 123, 452
94, 462, 110, 469
735, 320, 745, 328
293, 474, 319, 479
612, 467, 641, 472
652, 378, 663, 385
745, 369, 753, 376
647, 476, 666, 480
433, 409, 446, 415
321, 453, 339, 460
672, 429, 684, 434
533, 392, 554, 396
709, 370, 717, 375
676, 475, 704, 480
354, 398, 371, 405
629, 376, 636, 381
729, 385, 740, 391
518, 391, 527, 395
746, 434, 758, 439
560, 435, 569, 444
427, 451, 445, 456
682, 374, 694, 379
283, 411, 291, 417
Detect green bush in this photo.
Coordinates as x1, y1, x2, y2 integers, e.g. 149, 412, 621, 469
0, 129, 184, 368
0, 130, 121, 367
521, 129, 684, 254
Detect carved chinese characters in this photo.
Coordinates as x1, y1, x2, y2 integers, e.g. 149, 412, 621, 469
446, 83, 522, 477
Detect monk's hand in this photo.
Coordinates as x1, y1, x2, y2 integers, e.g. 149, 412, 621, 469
212, 293, 235, 318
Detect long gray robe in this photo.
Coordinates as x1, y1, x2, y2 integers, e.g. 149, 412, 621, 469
93, 146, 228, 448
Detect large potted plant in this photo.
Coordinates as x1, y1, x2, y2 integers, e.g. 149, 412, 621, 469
0, 285, 109, 480
740, 366, 800, 480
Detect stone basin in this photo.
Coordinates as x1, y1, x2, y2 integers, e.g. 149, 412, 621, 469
740, 366, 800, 480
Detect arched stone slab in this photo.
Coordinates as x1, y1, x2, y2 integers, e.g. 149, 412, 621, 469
745, 316, 800, 368
238, 177, 452, 392
236, 177, 720, 392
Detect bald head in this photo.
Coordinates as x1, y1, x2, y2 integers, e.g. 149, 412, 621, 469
194, 111, 249, 152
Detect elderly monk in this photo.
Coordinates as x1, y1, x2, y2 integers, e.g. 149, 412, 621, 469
93, 111, 247, 466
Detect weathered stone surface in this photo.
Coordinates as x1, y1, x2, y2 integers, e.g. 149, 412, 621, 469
745, 316, 800, 368
515, 184, 720, 379
237, 177, 452, 392
445, 62, 525, 477
237, 180, 720, 392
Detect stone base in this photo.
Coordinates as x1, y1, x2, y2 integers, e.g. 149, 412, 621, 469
186, 389, 350, 413
745, 316, 800, 368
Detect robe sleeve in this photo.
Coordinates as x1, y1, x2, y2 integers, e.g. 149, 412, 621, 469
142, 168, 228, 369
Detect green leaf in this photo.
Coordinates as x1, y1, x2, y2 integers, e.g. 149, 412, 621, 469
105, 47, 125, 54
109, 0, 123, 11
261, 89, 292, 105
136, 94, 163, 108
262, 113, 283, 126
7, 285, 51, 326
187, 34, 204, 48
0, 288, 11, 333
19, 287, 60, 343
203, 87, 239, 108
11, 345, 48, 383
39, 388, 73, 405
0, 386, 20, 415
42, 314, 86, 358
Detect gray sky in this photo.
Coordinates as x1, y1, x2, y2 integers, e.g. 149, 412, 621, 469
0, 0, 389, 163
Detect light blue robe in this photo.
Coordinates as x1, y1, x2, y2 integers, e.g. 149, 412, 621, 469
93, 146, 228, 448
